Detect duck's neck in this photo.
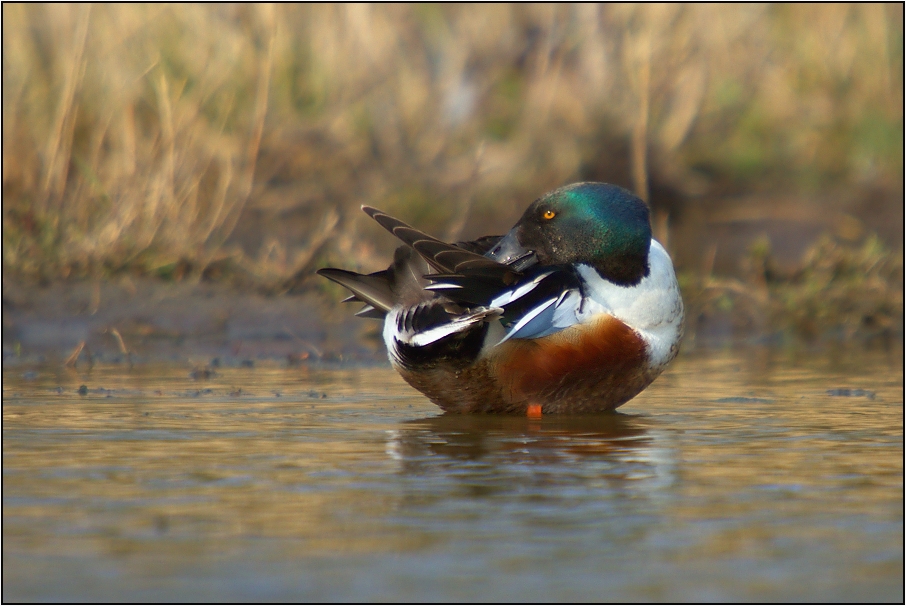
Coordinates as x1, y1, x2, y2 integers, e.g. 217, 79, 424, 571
587, 249, 650, 287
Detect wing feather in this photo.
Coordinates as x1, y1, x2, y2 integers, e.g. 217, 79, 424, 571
362, 206, 515, 279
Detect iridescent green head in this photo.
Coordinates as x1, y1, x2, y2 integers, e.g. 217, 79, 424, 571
487, 182, 652, 285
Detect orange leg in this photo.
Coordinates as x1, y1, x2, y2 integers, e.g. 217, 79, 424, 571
526, 403, 543, 418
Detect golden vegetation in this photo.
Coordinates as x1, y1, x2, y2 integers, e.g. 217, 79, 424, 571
683, 232, 903, 345
2, 4, 902, 339
765, 234, 903, 341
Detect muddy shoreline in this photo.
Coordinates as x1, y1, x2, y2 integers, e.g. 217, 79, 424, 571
3, 274, 901, 370
1, 277, 383, 368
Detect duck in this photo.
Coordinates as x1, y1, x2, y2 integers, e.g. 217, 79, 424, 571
318, 182, 684, 414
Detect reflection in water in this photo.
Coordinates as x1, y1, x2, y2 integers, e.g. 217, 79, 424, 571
385, 413, 680, 524
392, 413, 651, 461
2, 349, 903, 602
387, 413, 675, 491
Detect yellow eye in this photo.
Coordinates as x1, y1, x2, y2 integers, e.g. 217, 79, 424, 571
542, 209, 556, 220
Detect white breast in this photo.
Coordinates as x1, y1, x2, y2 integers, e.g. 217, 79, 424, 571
576, 239, 684, 369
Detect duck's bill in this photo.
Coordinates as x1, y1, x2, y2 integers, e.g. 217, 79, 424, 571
485, 229, 538, 272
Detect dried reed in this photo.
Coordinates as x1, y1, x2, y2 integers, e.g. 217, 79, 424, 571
2, 4, 901, 284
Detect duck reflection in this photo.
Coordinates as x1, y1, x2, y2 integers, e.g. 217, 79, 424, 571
385, 413, 675, 499
389, 413, 650, 462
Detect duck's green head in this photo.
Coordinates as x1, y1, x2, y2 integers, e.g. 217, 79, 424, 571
487, 182, 652, 285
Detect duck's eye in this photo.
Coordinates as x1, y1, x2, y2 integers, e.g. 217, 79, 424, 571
542, 209, 556, 220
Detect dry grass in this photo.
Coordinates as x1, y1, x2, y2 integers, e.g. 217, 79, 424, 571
766, 234, 903, 341
681, 231, 903, 345
2, 4, 902, 312
4, 5, 278, 278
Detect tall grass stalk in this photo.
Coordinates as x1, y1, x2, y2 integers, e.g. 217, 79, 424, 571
2, 4, 901, 280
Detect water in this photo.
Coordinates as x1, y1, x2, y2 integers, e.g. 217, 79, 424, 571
3, 349, 903, 602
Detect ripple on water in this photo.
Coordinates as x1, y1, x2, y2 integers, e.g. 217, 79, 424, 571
2, 349, 903, 602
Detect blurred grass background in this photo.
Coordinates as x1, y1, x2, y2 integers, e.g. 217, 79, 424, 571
3, 4, 902, 342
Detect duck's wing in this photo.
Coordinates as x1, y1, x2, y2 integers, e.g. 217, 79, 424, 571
362, 206, 517, 279
362, 206, 540, 307
423, 255, 585, 344
488, 266, 584, 343
322, 207, 570, 334
453, 235, 503, 256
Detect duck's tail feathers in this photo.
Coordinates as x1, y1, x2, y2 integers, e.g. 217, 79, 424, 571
387, 301, 503, 369
316, 268, 395, 318
393, 302, 502, 347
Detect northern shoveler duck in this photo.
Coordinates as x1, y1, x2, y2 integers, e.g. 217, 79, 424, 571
318, 182, 684, 414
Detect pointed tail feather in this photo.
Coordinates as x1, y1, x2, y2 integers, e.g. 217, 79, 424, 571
317, 268, 395, 314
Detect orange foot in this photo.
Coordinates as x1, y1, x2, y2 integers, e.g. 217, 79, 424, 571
526, 403, 542, 418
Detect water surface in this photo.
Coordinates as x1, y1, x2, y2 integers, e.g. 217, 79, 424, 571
3, 349, 903, 601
